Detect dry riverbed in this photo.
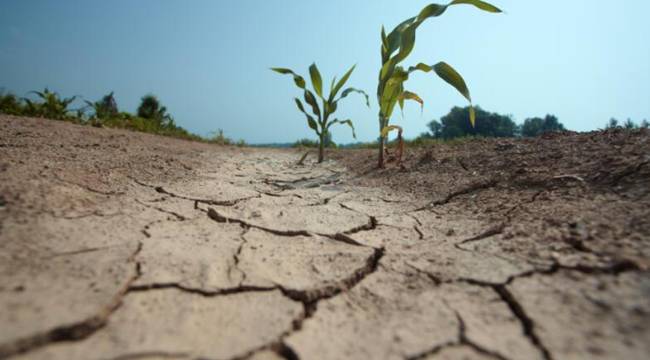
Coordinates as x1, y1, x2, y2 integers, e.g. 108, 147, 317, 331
1, 115, 649, 360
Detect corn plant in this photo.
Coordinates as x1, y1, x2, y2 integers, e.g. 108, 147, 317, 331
376, 0, 502, 167
272, 63, 369, 163
23, 88, 77, 121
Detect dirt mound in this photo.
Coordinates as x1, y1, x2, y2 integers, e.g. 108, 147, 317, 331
334, 130, 650, 270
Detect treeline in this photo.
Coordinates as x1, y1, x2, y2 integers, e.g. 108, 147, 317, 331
604, 117, 649, 130
419, 106, 648, 141
420, 106, 565, 140
336, 106, 649, 149
0, 88, 243, 145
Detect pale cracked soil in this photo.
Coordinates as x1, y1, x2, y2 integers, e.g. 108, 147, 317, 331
1, 115, 649, 360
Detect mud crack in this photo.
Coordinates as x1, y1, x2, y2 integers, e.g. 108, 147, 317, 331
0, 242, 144, 359
493, 286, 552, 360
415, 179, 498, 210
135, 199, 187, 221
106, 351, 189, 360
127, 283, 277, 297
207, 207, 374, 248
455, 312, 510, 360
456, 222, 505, 247
130, 177, 257, 207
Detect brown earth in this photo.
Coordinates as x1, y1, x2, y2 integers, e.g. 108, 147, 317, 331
1, 114, 649, 360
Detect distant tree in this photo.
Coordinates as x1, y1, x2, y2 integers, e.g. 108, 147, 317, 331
425, 106, 516, 139
137, 94, 173, 127
521, 114, 566, 137
85, 91, 118, 119
606, 118, 620, 129
623, 118, 637, 129
641, 119, 649, 129
426, 120, 443, 138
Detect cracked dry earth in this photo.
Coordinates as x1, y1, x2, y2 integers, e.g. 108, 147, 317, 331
1, 115, 649, 360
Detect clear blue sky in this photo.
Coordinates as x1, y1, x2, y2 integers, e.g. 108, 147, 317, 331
1, 0, 649, 143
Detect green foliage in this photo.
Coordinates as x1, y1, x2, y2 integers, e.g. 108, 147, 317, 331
425, 106, 516, 139
0, 91, 24, 116
84, 91, 119, 121
23, 88, 78, 121
207, 129, 233, 145
0, 87, 209, 143
205, 129, 247, 147
521, 115, 566, 137
137, 94, 175, 128
292, 138, 319, 148
376, 0, 502, 166
624, 118, 637, 129
606, 118, 649, 130
293, 132, 337, 149
272, 63, 368, 162
606, 118, 620, 129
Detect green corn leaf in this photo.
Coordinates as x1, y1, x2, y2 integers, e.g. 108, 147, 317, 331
381, 0, 501, 81
380, 68, 409, 118
294, 98, 306, 113
416, 4, 448, 21
271, 67, 306, 89
450, 0, 502, 13
303, 90, 321, 120
397, 91, 424, 113
381, 26, 389, 57
380, 125, 403, 138
433, 61, 472, 103
340, 87, 370, 108
309, 63, 323, 98
294, 98, 320, 134
307, 116, 319, 133
385, 17, 416, 56
392, 24, 417, 65
330, 64, 356, 101
325, 100, 338, 117
469, 105, 476, 127
328, 119, 357, 139
409, 62, 475, 126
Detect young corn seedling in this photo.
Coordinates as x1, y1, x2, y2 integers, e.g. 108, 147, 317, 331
376, 0, 502, 168
272, 63, 369, 163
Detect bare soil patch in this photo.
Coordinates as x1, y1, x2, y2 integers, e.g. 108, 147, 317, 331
1, 115, 649, 360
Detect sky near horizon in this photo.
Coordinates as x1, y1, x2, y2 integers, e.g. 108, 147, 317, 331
1, 0, 649, 143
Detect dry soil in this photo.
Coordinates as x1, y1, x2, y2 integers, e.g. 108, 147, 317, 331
1, 115, 649, 360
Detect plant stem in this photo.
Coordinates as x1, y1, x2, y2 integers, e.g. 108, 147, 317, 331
318, 132, 325, 163
378, 138, 385, 168
378, 115, 387, 168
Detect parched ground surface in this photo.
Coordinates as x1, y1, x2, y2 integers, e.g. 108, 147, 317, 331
1, 115, 649, 360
